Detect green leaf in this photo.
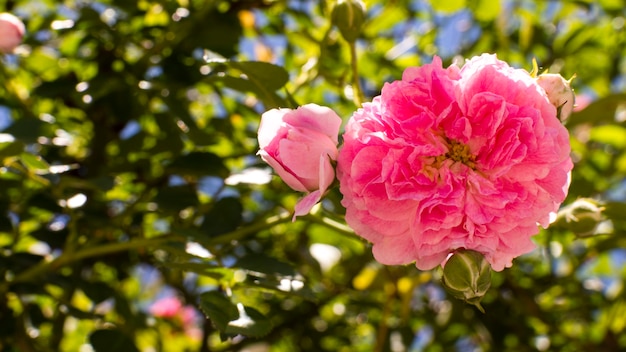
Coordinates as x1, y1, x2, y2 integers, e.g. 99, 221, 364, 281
222, 306, 272, 337
0, 140, 24, 160
202, 197, 243, 237
431, 0, 466, 13
230, 61, 290, 91
199, 291, 238, 332
472, 0, 501, 22
207, 75, 287, 109
166, 152, 229, 177
568, 93, 626, 126
31, 227, 69, 249
79, 281, 116, 304
20, 153, 50, 171
154, 185, 198, 212
89, 329, 139, 352
3, 119, 46, 143
589, 125, 626, 149
163, 262, 232, 280
199, 291, 273, 337
234, 253, 296, 277
206, 60, 289, 108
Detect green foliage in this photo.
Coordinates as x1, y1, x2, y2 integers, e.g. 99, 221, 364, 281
0, 0, 625, 351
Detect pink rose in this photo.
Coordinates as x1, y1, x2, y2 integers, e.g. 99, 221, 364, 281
0, 13, 25, 53
258, 104, 342, 220
337, 54, 573, 271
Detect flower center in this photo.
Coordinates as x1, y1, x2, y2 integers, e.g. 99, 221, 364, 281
436, 139, 476, 169
448, 140, 476, 167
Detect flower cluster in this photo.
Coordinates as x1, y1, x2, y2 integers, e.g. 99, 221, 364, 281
258, 54, 573, 272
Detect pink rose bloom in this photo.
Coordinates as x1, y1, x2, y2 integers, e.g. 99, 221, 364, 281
258, 104, 342, 220
337, 54, 573, 271
0, 13, 25, 53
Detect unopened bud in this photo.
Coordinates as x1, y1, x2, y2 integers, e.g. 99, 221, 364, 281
0, 13, 25, 53
536, 73, 575, 122
441, 249, 491, 313
555, 198, 604, 237
331, 0, 365, 43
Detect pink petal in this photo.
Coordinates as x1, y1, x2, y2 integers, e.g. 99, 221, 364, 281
293, 191, 322, 221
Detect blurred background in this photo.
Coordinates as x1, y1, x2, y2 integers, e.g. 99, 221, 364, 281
0, 0, 625, 351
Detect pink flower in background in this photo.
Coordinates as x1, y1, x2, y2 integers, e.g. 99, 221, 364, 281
258, 104, 342, 220
337, 54, 573, 271
150, 296, 183, 318
150, 296, 203, 340
0, 13, 25, 53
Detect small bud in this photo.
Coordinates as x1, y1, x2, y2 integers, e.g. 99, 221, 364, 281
0, 13, 25, 53
554, 198, 604, 237
331, 0, 366, 43
441, 249, 491, 313
536, 73, 575, 122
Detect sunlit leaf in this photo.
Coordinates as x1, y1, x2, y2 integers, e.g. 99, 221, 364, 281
431, 0, 466, 13
20, 153, 50, 171
589, 125, 626, 149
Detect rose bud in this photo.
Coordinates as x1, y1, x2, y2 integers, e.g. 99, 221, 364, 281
331, 0, 366, 43
441, 249, 492, 313
257, 104, 342, 220
554, 198, 604, 237
0, 13, 25, 53
536, 73, 575, 122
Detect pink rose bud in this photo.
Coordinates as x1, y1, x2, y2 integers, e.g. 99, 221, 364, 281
554, 198, 604, 238
257, 104, 342, 220
0, 13, 25, 53
536, 73, 575, 121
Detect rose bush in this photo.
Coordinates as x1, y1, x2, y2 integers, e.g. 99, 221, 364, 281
0, 13, 25, 53
258, 103, 342, 219
337, 54, 573, 271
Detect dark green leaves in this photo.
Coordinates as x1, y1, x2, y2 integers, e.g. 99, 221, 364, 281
89, 329, 139, 352
166, 152, 229, 178
199, 291, 272, 338
202, 197, 243, 237
206, 60, 290, 108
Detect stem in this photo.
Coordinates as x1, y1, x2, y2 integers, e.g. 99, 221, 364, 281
374, 277, 394, 352
304, 213, 355, 237
0, 235, 183, 294
206, 211, 292, 245
349, 41, 364, 107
